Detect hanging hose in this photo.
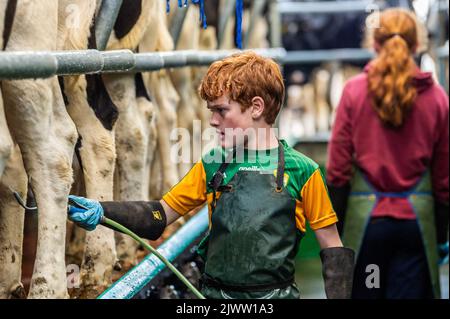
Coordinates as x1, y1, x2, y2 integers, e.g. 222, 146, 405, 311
11, 190, 206, 299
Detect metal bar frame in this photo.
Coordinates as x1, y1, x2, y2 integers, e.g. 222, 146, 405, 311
276, 0, 382, 15
0, 48, 286, 80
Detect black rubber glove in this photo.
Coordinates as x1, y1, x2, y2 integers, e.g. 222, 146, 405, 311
320, 247, 355, 299
327, 183, 351, 236
434, 200, 449, 245
100, 201, 167, 240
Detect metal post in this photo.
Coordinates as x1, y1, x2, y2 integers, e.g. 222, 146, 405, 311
95, 0, 124, 51
436, 41, 449, 90
269, 0, 282, 48
170, 6, 189, 49
244, 0, 268, 49
218, 0, 237, 49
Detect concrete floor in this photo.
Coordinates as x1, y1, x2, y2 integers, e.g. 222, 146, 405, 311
295, 258, 449, 299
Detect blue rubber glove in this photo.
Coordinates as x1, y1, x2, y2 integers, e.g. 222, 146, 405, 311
438, 242, 449, 266
68, 195, 104, 231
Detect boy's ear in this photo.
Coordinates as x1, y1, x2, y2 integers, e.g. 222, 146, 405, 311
251, 96, 265, 119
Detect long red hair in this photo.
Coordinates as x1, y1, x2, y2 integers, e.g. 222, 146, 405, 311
367, 8, 420, 127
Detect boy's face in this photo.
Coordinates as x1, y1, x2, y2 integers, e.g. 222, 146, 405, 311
207, 95, 254, 148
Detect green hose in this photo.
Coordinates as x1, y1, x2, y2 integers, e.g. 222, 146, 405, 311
101, 216, 206, 299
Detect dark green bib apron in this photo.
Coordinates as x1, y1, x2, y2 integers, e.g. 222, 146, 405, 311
198, 142, 301, 299
343, 169, 440, 298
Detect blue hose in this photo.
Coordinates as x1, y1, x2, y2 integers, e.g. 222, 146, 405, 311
236, 0, 244, 49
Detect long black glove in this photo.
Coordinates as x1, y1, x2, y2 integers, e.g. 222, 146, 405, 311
327, 183, 351, 235
435, 200, 449, 265
434, 200, 449, 245
100, 201, 167, 240
320, 247, 355, 299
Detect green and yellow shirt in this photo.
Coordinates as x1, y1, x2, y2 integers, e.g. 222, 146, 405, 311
163, 140, 337, 233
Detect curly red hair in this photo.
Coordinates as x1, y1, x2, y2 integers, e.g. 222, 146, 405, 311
199, 51, 285, 125
367, 8, 420, 128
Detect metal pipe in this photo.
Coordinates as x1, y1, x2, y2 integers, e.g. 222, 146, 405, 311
101, 50, 135, 72
98, 207, 209, 299
8, 45, 450, 79
218, 0, 237, 48
95, 0, 124, 51
283, 48, 374, 64
277, 0, 381, 15
0, 48, 288, 79
0, 52, 58, 80
170, 6, 189, 49
244, 0, 268, 49
54, 50, 104, 75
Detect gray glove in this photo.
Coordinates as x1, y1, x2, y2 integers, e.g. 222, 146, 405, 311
320, 247, 355, 299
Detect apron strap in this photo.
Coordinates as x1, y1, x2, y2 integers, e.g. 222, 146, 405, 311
276, 140, 285, 192
352, 168, 432, 198
208, 147, 236, 212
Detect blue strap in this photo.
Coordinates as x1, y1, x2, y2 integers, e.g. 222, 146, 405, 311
236, 0, 244, 49
191, 0, 207, 29
351, 170, 431, 198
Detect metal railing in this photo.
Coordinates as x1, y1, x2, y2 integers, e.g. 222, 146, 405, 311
276, 0, 382, 15
0, 48, 286, 80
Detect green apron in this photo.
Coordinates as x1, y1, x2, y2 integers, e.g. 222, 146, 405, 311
198, 141, 302, 299
343, 169, 440, 298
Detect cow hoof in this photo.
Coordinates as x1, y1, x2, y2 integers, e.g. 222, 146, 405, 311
11, 284, 26, 299
113, 260, 123, 271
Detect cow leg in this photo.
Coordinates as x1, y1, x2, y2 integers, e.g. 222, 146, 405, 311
170, 68, 197, 177
66, 151, 87, 266
137, 96, 157, 203
103, 74, 153, 269
0, 146, 27, 299
2, 0, 77, 299
63, 75, 118, 298
149, 145, 163, 199
314, 69, 331, 133
2, 76, 77, 299
0, 92, 13, 177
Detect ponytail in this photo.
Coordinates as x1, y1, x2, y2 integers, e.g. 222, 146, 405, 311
366, 9, 420, 128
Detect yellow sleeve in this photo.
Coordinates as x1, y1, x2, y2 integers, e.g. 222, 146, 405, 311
162, 160, 207, 216
301, 169, 338, 230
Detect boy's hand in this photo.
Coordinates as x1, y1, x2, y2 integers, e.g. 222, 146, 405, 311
68, 195, 104, 231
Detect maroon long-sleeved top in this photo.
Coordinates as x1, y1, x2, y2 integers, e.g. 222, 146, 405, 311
327, 65, 449, 219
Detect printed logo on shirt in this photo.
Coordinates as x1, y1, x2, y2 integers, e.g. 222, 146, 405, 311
238, 166, 261, 172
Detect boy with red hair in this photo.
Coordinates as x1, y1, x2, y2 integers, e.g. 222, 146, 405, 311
69, 51, 354, 299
